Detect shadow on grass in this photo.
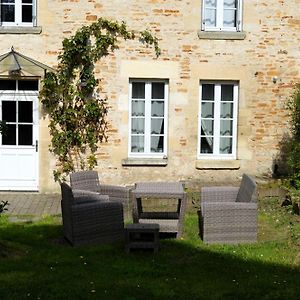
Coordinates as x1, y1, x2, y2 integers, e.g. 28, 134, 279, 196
0, 218, 299, 300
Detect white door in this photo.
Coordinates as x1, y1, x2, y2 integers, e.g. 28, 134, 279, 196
0, 79, 39, 191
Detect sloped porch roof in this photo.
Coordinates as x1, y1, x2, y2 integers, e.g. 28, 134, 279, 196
0, 47, 55, 77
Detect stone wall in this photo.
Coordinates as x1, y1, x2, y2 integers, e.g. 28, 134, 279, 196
0, 0, 299, 192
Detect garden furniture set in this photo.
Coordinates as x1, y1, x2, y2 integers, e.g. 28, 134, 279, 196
199, 173, 257, 244
60, 171, 257, 248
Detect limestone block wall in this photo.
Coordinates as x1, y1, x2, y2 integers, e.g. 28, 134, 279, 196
0, 0, 299, 192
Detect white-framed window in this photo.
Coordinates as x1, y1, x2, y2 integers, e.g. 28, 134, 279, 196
198, 81, 238, 159
201, 0, 242, 31
129, 79, 168, 158
0, 0, 37, 26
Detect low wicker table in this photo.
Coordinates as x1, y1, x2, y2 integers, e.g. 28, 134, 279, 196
125, 223, 160, 253
132, 182, 187, 238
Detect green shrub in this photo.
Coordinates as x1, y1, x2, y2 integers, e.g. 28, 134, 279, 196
0, 201, 9, 215
284, 84, 300, 188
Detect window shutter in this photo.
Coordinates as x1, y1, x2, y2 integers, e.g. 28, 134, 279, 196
201, 0, 205, 31
32, 0, 37, 26
236, 0, 242, 32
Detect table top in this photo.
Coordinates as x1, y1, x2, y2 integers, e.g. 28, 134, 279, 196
132, 182, 186, 198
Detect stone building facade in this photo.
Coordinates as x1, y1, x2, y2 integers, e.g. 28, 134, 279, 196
0, 0, 299, 192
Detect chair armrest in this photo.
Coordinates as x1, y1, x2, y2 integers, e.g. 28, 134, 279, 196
72, 189, 109, 204
201, 201, 257, 216
72, 200, 123, 213
71, 201, 124, 221
201, 186, 239, 203
99, 185, 130, 201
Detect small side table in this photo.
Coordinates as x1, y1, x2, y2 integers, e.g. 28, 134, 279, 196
125, 223, 160, 253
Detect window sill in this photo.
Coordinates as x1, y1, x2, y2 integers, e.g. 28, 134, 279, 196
0, 26, 42, 34
197, 30, 246, 40
122, 158, 168, 166
195, 159, 240, 170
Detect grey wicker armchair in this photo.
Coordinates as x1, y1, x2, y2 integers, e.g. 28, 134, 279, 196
200, 174, 257, 244
70, 170, 130, 204
60, 182, 124, 246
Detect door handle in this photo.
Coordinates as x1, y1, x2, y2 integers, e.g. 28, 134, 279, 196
35, 140, 38, 152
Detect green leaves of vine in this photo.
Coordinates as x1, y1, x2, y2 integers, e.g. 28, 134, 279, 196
39, 18, 160, 182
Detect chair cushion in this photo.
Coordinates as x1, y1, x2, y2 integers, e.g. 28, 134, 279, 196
236, 174, 257, 203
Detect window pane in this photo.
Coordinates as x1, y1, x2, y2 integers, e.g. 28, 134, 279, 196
201, 102, 214, 118
220, 120, 233, 136
151, 136, 164, 153
223, 10, 236, 27
18, 125, 32, 145
22, 0, 33, 3
0, 79, 16, 90
201, 120, 214, 135
221, 103, 233, 118
220, 137, 232, 154
131, 119, 144, 134
202, 84, 214, 100
132, 82, 145, 99
221, 85, 233, 101
131, 100, 145, 116
151, 82, 165, 99
1, 5, 15, 22
200, 137, 213, 153
224, 0, 236, 8
131, 136, 144, 153
151, 119, 164, 134
18, 101, 33, 123
2, 101, 16, 122
151, 101, 164, 117
22, 4, 32, 22
2, 124, 16, 145
204, 9, 216, 27
18, 80, 38, 91
205, 0, 216, 7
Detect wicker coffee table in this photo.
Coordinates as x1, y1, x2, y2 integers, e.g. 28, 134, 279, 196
125, 223, 160, 253
132, 182, 187, 238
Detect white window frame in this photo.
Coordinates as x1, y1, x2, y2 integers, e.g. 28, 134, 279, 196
128, 79, 168, 158
201, 0, 242, 32
0, 0, 37, 27
198, 81, 238, 160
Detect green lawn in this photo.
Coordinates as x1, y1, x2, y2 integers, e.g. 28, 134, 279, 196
0, 196, 299, 300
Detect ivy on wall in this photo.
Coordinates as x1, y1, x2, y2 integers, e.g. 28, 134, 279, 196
39, 18, 160, 182
0, 120, 6, 135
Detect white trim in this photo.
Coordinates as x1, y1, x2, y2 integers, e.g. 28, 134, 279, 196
201, 0, 242, 32
32, 0, 37, 27
198, 81, 238, 160
128, 79, 168, 158
0, 0, 36, 27
0, 78, 39, 191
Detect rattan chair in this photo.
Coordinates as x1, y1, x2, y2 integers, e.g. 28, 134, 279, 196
60, 182, 124, 246
200, 174, 257, 244
70, 170, 130, 204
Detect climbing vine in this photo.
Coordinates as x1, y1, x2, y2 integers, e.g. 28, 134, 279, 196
0, 120, 6, 135
39, 18, 160, 182
283, 84, 300, 187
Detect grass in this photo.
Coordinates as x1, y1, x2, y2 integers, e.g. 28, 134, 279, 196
0, 196, 299, 300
